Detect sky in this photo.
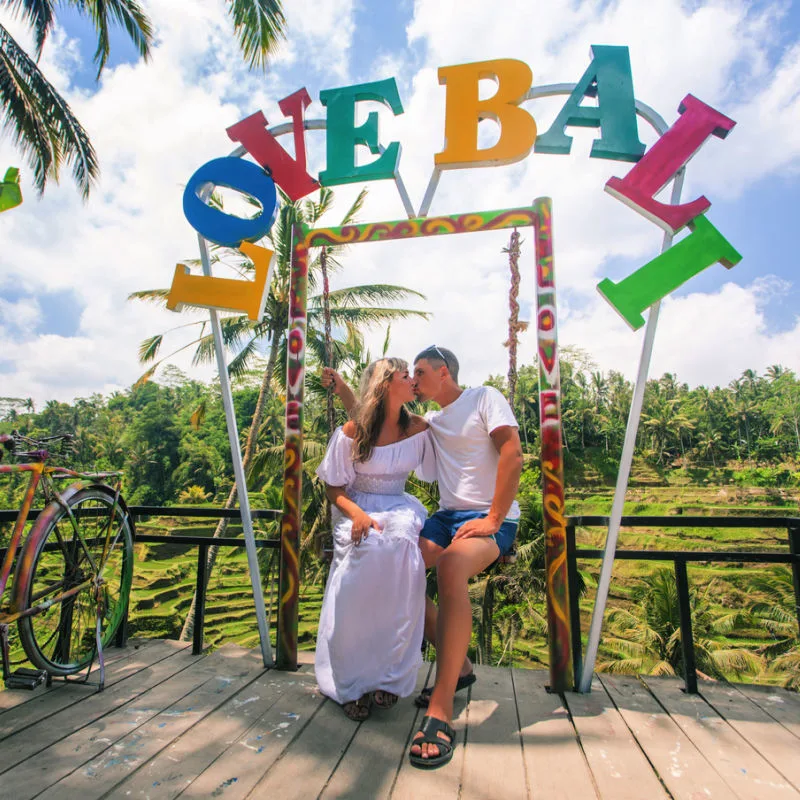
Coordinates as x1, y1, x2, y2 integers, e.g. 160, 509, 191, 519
0, 0, 799, 406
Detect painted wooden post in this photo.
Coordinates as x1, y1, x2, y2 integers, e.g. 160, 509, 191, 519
277, 225, 308, 670
534, 197, 573, 693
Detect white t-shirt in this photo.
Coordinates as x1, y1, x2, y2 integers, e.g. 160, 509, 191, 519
422, 386, 520, 520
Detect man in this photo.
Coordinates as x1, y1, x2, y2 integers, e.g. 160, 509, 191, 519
323, 346, 522, 769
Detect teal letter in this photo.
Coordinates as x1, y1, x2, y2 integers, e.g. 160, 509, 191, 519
597, 215, 742, 330
320, 78, 404, 186
535, 45, 645, 162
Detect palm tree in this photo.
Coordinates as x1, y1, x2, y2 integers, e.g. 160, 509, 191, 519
130, 186, 428, 640
599, 570, 762, 680
0, 0, 285, 197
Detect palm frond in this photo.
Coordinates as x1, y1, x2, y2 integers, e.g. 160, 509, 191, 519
339, 187, 368, 226
226, 0, 286, 70
5, 0, 55, 58
78, 0, 153, 77
127, 288, 171, 304
138, 334, 163, 363
0, 24, 98, 196
315, 284, 427, 308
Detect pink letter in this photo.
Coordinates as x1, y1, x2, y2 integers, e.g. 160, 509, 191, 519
605, 95, 735, 233
227, 88, 319, 202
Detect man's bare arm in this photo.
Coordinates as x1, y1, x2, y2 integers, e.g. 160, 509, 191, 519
453, 425, 523, 539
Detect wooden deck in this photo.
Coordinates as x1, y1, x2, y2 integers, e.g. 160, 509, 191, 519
1, 639, 799, 799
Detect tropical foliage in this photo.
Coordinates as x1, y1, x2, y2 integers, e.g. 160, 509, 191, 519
0, 0, 285, 196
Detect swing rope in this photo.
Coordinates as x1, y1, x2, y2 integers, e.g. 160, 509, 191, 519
503, 228, 528, 409
319, 246, 335, 560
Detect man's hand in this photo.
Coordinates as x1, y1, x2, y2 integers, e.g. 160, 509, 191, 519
454, 515, 501, 540
350, 510, 382, 545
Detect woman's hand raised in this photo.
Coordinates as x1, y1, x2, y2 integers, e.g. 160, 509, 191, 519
350, 509, 382, 545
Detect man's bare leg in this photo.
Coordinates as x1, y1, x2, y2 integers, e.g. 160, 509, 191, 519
419, 539, 472, 678
411, 537, 499, 760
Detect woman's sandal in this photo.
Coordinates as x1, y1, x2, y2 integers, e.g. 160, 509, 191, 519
409, 715, 456, 769
372, 689, 399, 709
342, 693, 371, 721
414, 672, 476, 708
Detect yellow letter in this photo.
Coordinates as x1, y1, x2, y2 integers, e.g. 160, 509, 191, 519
435, 59, 537, 169
166, 241, 274, 321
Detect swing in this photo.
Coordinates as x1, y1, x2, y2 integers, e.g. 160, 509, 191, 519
313, 233, 525, 566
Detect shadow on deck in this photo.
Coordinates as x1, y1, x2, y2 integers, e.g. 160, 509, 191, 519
1, 638, 799, 799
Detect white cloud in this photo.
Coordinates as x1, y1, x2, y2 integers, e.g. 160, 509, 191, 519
0, 0, 797, 405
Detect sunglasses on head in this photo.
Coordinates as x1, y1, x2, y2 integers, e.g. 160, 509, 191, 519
428, 344, 448, 364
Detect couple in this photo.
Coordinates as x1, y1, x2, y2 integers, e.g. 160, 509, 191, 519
316, 346, 523, 769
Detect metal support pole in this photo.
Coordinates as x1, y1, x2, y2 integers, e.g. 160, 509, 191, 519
193, 543, 208, 656
579, 170, 686, 692
789, 526, 800, 638
197, 234, 273, 668
565, 524, 583, 690
674, 559, 697, 694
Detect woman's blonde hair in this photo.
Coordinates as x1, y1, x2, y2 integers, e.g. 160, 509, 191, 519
351, 357, 411, 463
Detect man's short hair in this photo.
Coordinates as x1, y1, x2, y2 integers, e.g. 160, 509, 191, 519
415, 345, 459, 382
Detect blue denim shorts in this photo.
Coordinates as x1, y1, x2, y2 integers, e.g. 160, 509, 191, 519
420, 509, 518, 557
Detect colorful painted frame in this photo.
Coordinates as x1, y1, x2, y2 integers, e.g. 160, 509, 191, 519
277, 200, 573, 691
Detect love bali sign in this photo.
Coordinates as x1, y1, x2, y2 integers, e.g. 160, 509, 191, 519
166, 44, 741, 331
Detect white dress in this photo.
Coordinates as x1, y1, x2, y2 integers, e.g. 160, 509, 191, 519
314, 426, 435, 704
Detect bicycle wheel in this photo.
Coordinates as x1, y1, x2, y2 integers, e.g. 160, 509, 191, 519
13, 485, 134, 676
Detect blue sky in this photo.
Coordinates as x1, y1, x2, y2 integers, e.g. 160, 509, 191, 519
0, 0, 798, 402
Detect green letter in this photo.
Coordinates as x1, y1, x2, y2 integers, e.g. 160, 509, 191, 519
320, 78, 404, 186
535, 45, 645, 162
597, 215, 742, 330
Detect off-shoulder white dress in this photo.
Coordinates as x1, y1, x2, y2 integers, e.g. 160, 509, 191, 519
314, 426, 435, 704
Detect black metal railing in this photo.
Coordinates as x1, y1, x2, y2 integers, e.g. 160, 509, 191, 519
565, 515, 800, 694
1, 505, 282, 657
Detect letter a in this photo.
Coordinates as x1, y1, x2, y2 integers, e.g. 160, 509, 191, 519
435, 59, 536, 169
534, 45, 645, 162
605, 95, 736, 233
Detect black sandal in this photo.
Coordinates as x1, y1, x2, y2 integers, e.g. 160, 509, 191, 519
409, 715, 456, 769
373, 689, 399, 709
342, 693, 371, 721
414, 672, 476, 708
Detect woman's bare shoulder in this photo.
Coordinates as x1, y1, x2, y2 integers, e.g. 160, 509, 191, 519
342, 420, 357, 437
407, 414, 429, 435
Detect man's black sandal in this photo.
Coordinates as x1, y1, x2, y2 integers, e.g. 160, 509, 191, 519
414, 672, 476, 708
409, 715, 456, 769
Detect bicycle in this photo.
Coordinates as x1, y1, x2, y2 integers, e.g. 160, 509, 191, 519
0, 432, 134, 691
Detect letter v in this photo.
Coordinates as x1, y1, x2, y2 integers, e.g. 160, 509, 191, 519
227, 88, 320, 202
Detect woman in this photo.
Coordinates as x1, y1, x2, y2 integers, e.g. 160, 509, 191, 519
315, 358, 434, 721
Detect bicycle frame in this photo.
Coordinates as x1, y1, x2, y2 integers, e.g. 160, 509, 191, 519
0, 461, 124, 626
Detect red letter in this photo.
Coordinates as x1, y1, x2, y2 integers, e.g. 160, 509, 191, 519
227, 88, 319, 202
605, 95, 735, 233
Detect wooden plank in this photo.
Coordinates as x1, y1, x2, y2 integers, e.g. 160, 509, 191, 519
699, 680, 800, 791
734, 683, 800, 741
0, 640, 184, 740
600, 674, 735, 799
36, 646, 266, 800
513, 668, 597, 799
392, 666, 470, 799
320, 664, 432, 799
0, 642, 199, 778
105, 665, 319, 799
565, 676, 669, 800
245, 696, 360, 800
643, 676, 799, 799
459, 664, 527, 800
0, 639, 154, 715
178, 672, 326, 799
